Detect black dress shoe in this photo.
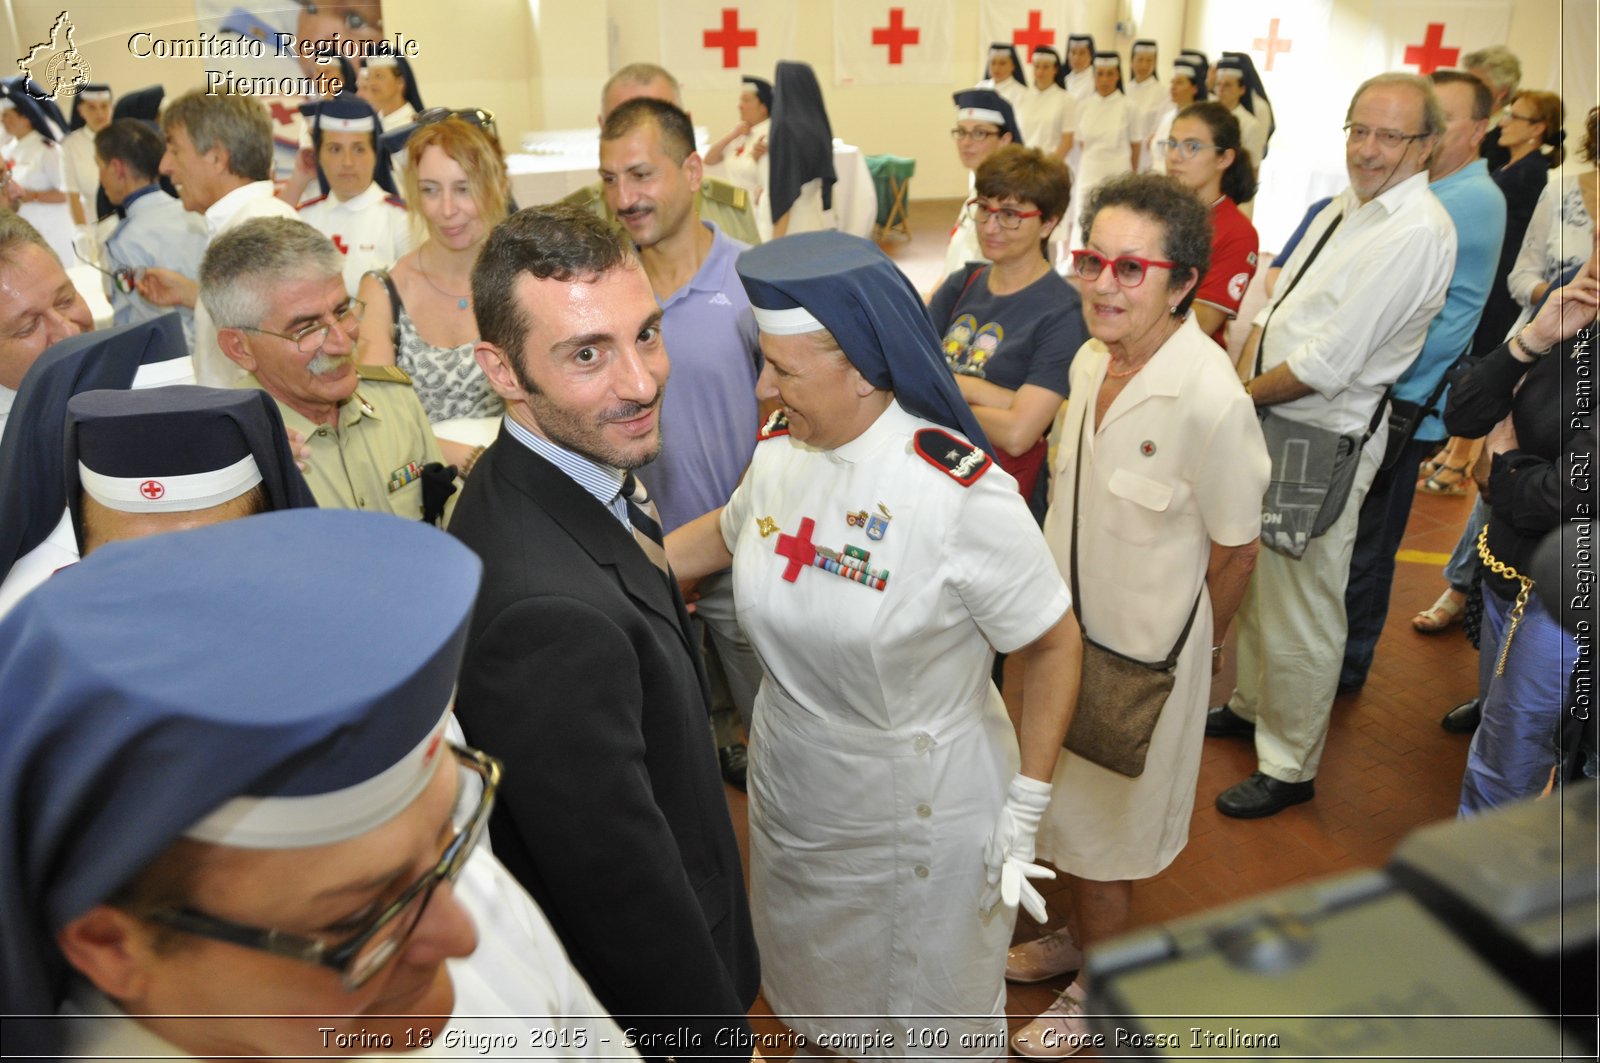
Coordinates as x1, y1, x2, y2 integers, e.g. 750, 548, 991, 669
718, 743, 748, 791
1441, 699, 1481, 734
1205, 704, 1256, 739
1216, 772, 1315, 818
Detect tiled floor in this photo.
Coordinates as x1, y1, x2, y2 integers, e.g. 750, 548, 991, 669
727, 200, 1485, 1058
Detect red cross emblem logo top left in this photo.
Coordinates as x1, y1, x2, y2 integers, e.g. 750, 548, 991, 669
139, 480, 165, 500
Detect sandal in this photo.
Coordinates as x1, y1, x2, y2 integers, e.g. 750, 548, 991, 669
1412, 589, 1465, 634
1419, 464, 1469, 496
1417, 457, 1442, 479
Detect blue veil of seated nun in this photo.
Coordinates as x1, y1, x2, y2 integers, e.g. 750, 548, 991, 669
0, 316, 193, 586
737, 230, 994, 456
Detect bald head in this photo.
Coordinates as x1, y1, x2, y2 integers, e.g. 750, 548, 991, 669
600, 63, 682, 123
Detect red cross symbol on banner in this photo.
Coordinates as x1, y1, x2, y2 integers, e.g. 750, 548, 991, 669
139, 480, 166, 500
774, 517, 818, 582
268, 101, 299, 126
332, 234, 349, 254
1252, 18, 1292, 71
872, 8, 920, 65
1013, 10, 1055, 59
1404, 23, 1459, 75
704, 8, 757, 68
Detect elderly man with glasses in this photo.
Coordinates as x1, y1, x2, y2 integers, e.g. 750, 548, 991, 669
1206, 73, 1457, 819
0, 509, 637, 1060
203, 216, 457, 524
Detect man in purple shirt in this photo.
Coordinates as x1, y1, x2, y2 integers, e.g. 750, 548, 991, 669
599, 97, 762, 786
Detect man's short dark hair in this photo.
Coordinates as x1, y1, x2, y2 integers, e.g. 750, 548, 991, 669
472, 204, 636, 363
601, 97, 696, 165
1081, 173, 1212, 315
1430, 69, 1493, 122
94, 120, 166, 182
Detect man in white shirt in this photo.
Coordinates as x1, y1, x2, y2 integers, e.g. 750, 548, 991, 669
132, 91, 298, 387
1208, 73, 1456, 818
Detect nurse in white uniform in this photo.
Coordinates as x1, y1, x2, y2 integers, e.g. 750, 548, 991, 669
1065, 54, 1136, 252
667, 231, 1082, 1057
295, 96, 413, 296
0, 85, 75, 267
976, 43, 1028, 113
945, 89, 1023, 277
705, 76, 772, 214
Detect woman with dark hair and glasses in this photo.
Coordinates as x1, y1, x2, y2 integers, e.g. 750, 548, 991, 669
1009, 173, 1267, 1057
357, 116, 509, 471
1159, 101, 1259, 347
928, 145, 1083, 514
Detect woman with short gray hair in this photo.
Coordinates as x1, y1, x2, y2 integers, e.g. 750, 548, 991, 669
1009, 172, 1269, 1058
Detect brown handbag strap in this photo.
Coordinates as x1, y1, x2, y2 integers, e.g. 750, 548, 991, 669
1069, 391, 1202, 670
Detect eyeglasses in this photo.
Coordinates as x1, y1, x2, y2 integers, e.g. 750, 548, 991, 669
951, 127, 1000, 143
415, 106, 498, 141
1070, 249, 1177, 288
1156, 138, 1223, 160
146, 744, 500, 991
73, 242, 136, 294
235, 298, 364, 354
1343, 123, 1428, 149
964, 198, 1043, 230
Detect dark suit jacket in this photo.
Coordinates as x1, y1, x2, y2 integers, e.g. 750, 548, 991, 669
449, 428, 759, 1061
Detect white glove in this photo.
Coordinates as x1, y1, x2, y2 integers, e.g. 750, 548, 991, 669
980, 773, 1056, 923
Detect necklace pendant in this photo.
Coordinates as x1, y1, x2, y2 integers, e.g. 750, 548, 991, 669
458, 296, 469, 310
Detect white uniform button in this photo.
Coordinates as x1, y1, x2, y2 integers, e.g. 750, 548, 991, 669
914, 865, 929, 878
916, 804, 932, 818
911, 734, 931, 753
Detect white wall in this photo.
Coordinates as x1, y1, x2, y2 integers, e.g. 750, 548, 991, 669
5, 0, 1589, 234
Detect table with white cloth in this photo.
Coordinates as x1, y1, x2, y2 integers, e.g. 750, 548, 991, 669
718, 401, 1068, 1054
511, 129, 877, 237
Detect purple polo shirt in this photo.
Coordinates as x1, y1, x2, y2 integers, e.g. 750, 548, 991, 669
639, 221, 762, 533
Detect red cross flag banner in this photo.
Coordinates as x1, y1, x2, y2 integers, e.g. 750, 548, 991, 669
975, 1, 1089, 75
834, 0, 954, 87
661, 2, 797, 90
1370, 1, 1511, 77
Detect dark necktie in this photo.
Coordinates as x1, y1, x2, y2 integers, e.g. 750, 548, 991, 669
621, 472, 670, 577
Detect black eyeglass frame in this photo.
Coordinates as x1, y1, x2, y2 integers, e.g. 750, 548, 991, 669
145, 743, 500, 991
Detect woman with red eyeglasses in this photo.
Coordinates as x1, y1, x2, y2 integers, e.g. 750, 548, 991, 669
926, 145, 1084, 520
1009, 172, 1268, 1059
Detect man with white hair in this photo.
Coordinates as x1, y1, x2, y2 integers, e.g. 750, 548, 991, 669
202, 216, 452, 523
1209, 73, 1457, 819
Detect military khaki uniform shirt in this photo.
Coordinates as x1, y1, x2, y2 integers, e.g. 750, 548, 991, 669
563, 178, 761, 246
240, 365, 453, 524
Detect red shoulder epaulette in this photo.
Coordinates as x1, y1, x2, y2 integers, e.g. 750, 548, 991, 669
383, 194, 407, 209
757, 409, 790, 441
913, 428, 990, 486
297, 194, 329, 210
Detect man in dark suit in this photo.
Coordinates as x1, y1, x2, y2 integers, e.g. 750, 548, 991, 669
450, 203, 759, 1061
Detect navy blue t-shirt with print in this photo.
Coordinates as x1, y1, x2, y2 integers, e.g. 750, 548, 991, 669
927, 264, 1084, 399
